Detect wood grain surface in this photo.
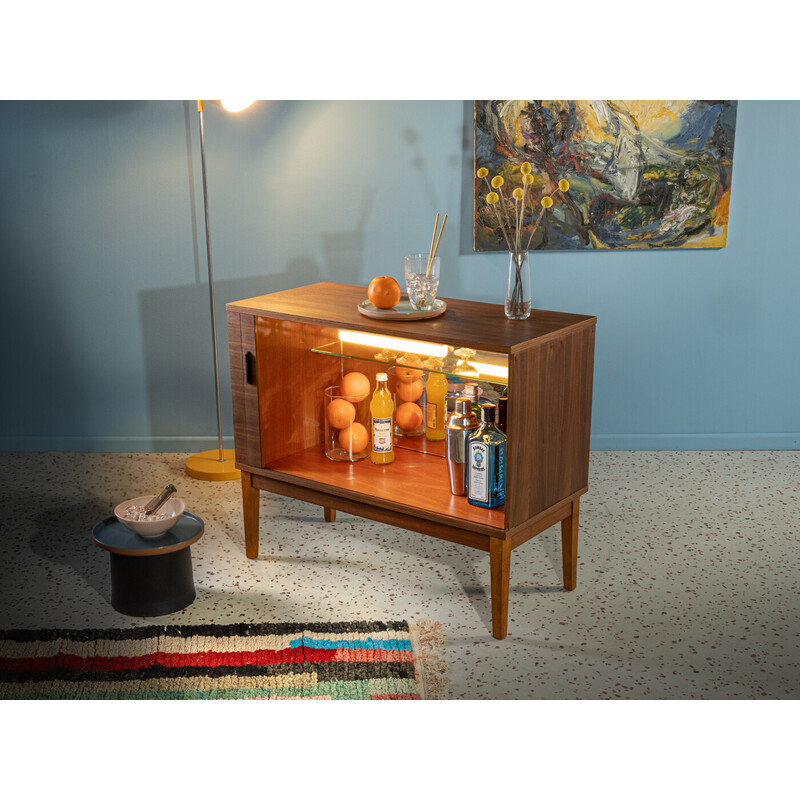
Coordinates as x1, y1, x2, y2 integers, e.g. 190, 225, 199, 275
262, 445, 506, 532
227, 310, 261, 468
505, 323, 595, 528
250, 471, 492, 552
228, 282, 595, 354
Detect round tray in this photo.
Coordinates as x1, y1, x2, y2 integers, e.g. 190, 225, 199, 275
358, 296, 447, 321
92, 512, 205, 556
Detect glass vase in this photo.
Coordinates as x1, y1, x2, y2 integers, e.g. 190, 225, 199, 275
505, 250, 531, 320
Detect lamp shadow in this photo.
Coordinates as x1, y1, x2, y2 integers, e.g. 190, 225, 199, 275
22, 491, 115, 610
138, 267, 321, 448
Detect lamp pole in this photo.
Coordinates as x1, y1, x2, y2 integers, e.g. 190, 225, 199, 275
184, 99, 251, 482
197, 100, 225, 463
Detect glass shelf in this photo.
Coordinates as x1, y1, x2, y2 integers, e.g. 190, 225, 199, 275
311, 337, 509, 387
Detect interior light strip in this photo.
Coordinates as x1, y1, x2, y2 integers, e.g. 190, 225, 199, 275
468, 361, 509, 381
338, 329, 449, 359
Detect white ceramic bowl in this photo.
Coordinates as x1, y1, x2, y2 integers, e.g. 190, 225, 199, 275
114, 496, 185, 538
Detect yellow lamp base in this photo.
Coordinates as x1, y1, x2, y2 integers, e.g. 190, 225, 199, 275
185, 449, 241, 481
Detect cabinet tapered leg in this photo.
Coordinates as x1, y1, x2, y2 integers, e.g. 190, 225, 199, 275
489, 537, 511, 639
324, 507, 336, 522
561, 497, 580, 590
241, 472, 260, 559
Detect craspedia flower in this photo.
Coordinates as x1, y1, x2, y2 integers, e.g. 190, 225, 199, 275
541, 195, 554, 208
476, 167, 488, 178
520, 162, 532, 175
512, 187, 524, 200
523, 173, 535, 185
491, 175, 504, 189
486, 192, 499, 204
558, 179, 570, 192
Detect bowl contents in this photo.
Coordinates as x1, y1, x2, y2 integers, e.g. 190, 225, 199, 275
114, 495, 186, 537
121, 504, 176, 522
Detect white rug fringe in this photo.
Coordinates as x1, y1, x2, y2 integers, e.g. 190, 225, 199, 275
409, 618, 450, 700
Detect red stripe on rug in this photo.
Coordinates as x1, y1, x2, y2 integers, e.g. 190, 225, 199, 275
0, 648, 304, 673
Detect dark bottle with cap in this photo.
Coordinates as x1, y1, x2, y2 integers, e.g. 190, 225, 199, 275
496, 396, 508, 435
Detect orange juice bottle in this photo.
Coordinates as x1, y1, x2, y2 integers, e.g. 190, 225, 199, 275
370, 372, 395, 464
425, 371, 448, 441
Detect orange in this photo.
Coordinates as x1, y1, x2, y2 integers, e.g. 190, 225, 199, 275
338, 422, 368, 454
340, 372, 371, 403
395, 402, 423, 431
326, 398, 356, 429
395, 378, 424, 403
367, 276, 401, 309
395, 366, 423, 382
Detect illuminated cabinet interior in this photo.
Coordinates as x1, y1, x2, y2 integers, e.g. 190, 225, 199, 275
227, 282, 596, 639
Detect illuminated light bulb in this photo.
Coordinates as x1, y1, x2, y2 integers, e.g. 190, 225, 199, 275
338, 330, 449, 360
468, 362, 509, 381
221, 99, 255, 113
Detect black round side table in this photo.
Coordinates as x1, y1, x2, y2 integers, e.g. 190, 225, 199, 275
92, 513, 204, 617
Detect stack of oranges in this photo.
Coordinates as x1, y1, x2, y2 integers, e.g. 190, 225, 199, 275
327, 372, 371, 454
393, 365, 424, 431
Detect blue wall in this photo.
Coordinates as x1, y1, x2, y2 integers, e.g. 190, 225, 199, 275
1, 100, 797, 451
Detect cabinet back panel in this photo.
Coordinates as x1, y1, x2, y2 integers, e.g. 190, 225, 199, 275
255, 317, 338, 464
255, 317, 386, 466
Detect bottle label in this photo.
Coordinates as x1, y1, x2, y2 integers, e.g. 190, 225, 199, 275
497, 442, 506, 496
426, 403, 437, 428
372, 418, 393, 452
468, 441, 489, 503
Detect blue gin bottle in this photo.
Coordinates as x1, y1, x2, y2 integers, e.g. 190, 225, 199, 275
467, 402, 506, 509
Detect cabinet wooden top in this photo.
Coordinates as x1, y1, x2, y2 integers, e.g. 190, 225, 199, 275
227, 282, 595, 353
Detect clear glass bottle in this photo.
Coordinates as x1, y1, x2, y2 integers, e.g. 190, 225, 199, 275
370, 372, 394, 464
461, 382, 481, 416
467, 402, 506, 509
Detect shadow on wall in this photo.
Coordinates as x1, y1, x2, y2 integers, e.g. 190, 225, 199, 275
321, 185, 377, 281
138, 264, 322, 443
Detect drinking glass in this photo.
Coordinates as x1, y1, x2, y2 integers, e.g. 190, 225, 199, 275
453, 347, 479, 378
404, 254, 440, 311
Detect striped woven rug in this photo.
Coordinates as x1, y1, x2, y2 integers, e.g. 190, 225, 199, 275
0, 620, 448, 700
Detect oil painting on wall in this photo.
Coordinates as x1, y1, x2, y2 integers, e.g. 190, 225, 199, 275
473, 100, 738, 251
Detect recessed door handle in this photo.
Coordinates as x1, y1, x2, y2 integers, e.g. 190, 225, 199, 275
245, 351, 257, 385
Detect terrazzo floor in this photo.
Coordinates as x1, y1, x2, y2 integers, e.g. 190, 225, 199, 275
0, 450, 797, 700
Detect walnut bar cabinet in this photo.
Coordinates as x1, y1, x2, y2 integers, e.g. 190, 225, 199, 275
227, 283, 596, 639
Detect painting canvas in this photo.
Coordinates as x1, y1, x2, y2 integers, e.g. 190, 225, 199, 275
473, 100, 738, 251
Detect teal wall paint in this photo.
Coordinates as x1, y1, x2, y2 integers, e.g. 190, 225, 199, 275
1, 100, 798, 451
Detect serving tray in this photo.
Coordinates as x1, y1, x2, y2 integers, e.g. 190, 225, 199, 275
357, 296, 447, 321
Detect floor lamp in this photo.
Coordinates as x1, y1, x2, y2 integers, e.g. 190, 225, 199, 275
185, 99, 253, 481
